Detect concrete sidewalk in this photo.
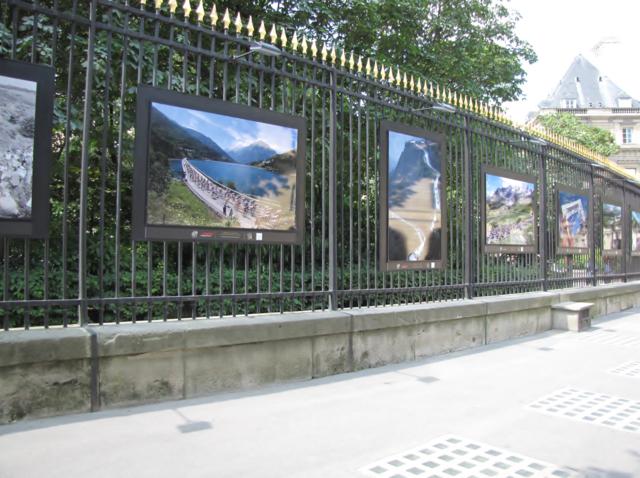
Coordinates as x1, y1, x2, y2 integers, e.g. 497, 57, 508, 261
1, 309, 640, 478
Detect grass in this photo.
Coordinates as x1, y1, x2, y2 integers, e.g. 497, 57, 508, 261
147, 180, 238, 228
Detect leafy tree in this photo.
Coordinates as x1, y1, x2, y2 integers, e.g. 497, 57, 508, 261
216, 0, 537, 103
536, 113, 620, 157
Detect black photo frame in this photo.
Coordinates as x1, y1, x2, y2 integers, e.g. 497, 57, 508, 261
481, 165, 538, 254
132, 85, 306, 244
556, 185, 591, 255
602, 199, 623, 256
379, 120, 447, 272
0, 59, 54, 238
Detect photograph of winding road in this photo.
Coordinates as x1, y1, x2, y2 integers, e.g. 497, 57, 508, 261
603, 203, 622, 251
0, 74, 36, 219
485, 173, 535, 246
146, 102, 298, 231
387, 130, 442, 263
558, 191, 589, 249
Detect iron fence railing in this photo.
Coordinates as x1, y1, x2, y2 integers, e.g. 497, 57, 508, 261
1, 0, 639, 330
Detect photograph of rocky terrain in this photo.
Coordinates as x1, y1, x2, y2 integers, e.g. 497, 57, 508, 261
0, 74, 36, 219
387, 130, 442, 263
485, 173, 535, 246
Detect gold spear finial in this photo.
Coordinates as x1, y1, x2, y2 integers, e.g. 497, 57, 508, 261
141, 0, 147, 5
403, 72, 407, 89
447, 88, 452, 104
366, 58, 371, 76
222, 8, 230, 30
182, 0, 191, 18
168, 0, 177, 14
388, 67, 394, 84
373, 60, 379, 79
195, 0, 204, 22
258, 20, 266, 40
280, 27, 287, 47
357, 56, 363, 73
380, 65, 386, 81
321, 44, 328, 62
269, 24, 277, 43
416, 77, 421, 93
435, 84, 440, 100
349, 51, 355, 70
246, 16, 254, 36
410, 76, 415, 92
340, 49, 346, 67
234, 12, 242, 34
311, 38, 318, 58
396, 67, 401, 87
155, 0, 163, 10
331, 46, 337, 64
209, 4, 218, 26
291, 32, 298, 52
301, 35, 308, 55
424, 80, 429, 96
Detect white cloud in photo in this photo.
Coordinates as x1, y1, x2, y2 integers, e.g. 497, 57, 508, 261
0, 75, 36, 92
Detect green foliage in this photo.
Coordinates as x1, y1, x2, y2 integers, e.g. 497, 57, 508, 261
215, 0, 537, 103
537, 113, 620, 157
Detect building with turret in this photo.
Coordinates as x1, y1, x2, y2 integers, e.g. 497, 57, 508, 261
537, 55, 640, 176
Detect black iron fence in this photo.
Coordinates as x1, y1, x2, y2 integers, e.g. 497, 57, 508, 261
1, 0, 639, 330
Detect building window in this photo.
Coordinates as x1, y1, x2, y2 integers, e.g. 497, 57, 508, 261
623, 128, 633, 144
561, 98, 577, 108
618, 97, 632, 108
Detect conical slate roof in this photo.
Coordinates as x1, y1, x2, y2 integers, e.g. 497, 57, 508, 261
539, 55, 640, 109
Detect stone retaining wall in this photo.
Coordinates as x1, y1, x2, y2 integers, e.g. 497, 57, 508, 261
1, 282, 639, 424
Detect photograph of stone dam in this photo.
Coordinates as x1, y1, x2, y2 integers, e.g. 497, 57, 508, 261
0, 74, 36, 220
485, 174, 535, 246
146, 102, 298, 231
387, 130, 442, 262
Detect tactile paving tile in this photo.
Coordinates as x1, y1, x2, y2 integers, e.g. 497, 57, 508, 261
608, 361, 640, 379
359, 434, 580, 478
571, 329, 640, 348
526, 387, 640, 434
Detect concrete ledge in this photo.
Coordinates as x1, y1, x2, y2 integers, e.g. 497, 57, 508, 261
2, 281, 640, 423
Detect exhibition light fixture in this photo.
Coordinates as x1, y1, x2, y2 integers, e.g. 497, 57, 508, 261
411, 102, 457, 114
233, 41, 282, 60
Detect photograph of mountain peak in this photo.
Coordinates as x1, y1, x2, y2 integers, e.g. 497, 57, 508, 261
484, 171, 536, 250
146, 101, 298, 232
386, 130, 443, 264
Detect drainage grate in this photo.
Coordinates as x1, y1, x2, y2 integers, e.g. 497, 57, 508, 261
608, 361, 640, 379
572, 330, 640, 348
359, 435, 579, 477
527, 388, 640, 434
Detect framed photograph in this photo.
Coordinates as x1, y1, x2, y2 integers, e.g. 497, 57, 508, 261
631, 209, 640, 256
0, 59, 54, 238
481, 165, 537, 254
379, 120, 446, 271
602, 200, 623, 256
556, 186, 590, 255
132, 85, 306, 244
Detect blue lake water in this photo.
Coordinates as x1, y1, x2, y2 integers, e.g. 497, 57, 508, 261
170, 159, 290, 197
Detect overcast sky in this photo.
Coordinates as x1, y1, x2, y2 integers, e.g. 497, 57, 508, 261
503, 0, 640, 122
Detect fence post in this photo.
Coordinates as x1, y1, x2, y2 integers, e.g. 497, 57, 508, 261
589, 165, 597, 286
328, 70, 338, 310
538, 147, 548, 291
77, 0, 98, 326
462, 116, 474, 299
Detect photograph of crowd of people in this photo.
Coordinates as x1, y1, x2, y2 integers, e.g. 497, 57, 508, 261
602, 202, 622, 251
558, 190, 589, 252
145, 101, 298, 232
386, 129, 442, 264
485, 172, 535, 247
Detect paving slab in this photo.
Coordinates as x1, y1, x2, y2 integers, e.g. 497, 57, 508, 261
1, 308, 640, 478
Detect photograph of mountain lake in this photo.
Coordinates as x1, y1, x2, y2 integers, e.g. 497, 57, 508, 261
558, 191, 589, 250
632, 211, 640, 254
602, 202, 622, 251
0, 74, 36, 220
387, 130, 442, 262
485, 173, 535, 246
146, 102, 298, 231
